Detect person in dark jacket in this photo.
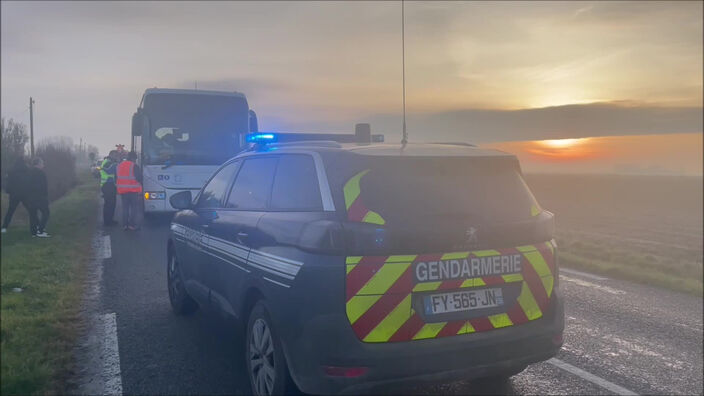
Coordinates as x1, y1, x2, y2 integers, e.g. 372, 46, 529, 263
27, 157, 51, 237
1, 157, 31, 233
100, 150, 119, 226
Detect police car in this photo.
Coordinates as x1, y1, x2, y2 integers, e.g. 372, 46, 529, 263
166, 132, 564, 395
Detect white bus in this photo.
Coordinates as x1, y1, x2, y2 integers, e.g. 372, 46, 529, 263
131, 88, 257, 213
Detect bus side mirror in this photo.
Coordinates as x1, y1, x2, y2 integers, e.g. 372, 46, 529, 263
132, 111, 144, 136
249, 109, 258, 133
170, 191, 193, 210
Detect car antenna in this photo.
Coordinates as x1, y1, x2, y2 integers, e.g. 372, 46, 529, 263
400, 0, 408, 150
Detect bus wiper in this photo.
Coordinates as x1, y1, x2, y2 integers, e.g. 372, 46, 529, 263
162, 159, 174, 170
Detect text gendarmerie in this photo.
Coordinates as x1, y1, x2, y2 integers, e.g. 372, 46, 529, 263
415, 255, 522, 282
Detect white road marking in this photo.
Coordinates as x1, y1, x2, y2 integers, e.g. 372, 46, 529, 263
560, 268, 607, 281
548, 358, 638, 396
97, 235, 111, 260
560, 275, 626, 295
100, 312, 123, 395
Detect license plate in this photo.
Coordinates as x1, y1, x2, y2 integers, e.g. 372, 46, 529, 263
423, 288, 504, 315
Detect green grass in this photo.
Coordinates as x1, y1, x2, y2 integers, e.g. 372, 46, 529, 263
1, 172, 98, 395
557, 231, 703, 296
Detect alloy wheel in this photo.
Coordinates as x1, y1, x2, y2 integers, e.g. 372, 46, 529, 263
249, 318, 276, 395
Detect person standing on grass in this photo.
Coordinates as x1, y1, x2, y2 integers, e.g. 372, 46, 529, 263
100, 150, 119, 226
27, 157, 51, 238
116, 151, 142, 231
1, 157, 31, 233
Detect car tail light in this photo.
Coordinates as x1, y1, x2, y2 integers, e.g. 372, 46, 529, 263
324, 366, 368, 378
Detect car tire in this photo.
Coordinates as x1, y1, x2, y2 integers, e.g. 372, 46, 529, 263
167, 251, 198, 315
246, 301, 292, 396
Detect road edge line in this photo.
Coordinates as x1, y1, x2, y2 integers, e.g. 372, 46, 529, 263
548, 358, 638, 395
101, 312, 123, 395
560, 268, 607, 281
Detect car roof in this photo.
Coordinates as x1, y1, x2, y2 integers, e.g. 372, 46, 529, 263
236, 143, 515, 159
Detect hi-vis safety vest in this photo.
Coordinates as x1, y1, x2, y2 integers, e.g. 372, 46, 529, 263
116, 161, 142, 194
99, 159, 115, 186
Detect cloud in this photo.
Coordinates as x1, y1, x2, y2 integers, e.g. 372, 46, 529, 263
359, 102, 703, 144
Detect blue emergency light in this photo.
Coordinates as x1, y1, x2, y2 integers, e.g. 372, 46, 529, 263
246, 133, 278, 143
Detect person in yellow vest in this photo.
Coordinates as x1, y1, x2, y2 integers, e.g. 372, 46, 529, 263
99, 150, 119, 226
116, 151, 143, 231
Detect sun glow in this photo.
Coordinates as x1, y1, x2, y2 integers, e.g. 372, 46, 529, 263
540, 138, 584, 148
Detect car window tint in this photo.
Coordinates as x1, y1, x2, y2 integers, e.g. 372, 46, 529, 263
195, 162, 239, 209
270, 155, 322, 211
226, 157, 278, 210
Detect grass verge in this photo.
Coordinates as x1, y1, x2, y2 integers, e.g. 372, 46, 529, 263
557, 231, 703, 296
1, 172, 98, 395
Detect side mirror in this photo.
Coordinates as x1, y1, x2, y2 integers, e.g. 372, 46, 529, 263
170, 190, 193, 210
132, 111, 144, 137
249, 109, 258, 133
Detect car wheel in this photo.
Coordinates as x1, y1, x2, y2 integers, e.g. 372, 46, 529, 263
167, 251, 198, 315
246, 302, 291, 396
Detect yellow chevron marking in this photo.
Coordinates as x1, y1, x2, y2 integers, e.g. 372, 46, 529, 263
516, 245, 537, 253
542, 275, 554, 298
488, 313, 513, 328
362, 211, 385, 225
441, 252, 469, 260
473, 249, 501, 257
474, 278, 487, 287
413, 322, 446, 340
531, 205, 541, 217
357, 263, 410, 295
460, 278, 474, 288
346, 295, 382, 324
386, 255, 417, 263
346, 256, 362, 265
502, 273, 524, 283
346, 264, 357, 275
545, 241, 555, 255
517, 282, 542, 320
363, 294, 412, 342
343, 170, 369, 209
412, 281, 442, 292
523, 251, 552, 279
465, 321, 476, 333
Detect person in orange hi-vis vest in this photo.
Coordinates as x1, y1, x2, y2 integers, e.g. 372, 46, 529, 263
116, 151, 143, 231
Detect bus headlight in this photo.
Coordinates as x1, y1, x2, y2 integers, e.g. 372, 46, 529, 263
144, 191, 166, 200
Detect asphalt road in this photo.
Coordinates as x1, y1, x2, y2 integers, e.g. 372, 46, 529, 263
95, 212, 703, 395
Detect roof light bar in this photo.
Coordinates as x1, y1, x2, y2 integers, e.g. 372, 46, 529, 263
246, 133, 278, 144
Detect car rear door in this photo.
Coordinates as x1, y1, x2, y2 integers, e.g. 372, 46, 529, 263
205, 156, 278, 318
187, 161, 240, 305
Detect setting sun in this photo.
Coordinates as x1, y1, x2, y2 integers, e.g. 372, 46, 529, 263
540, 138, 586, 148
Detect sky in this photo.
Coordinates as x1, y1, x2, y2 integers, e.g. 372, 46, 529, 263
1, 1, 702, 174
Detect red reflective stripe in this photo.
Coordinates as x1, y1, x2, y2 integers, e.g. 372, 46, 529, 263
468, 317, 493, 332
436, 320, 464, 338
437, 279, 464, 290
388, 312, 424, 342
346, 198, 368, 222
346, 257, 387, 300
481, 275, 505, 286
350, 266, 414, 339
506, 301, 529, 325
521, 258, 550, 310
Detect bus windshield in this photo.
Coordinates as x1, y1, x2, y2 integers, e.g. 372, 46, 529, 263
142, 93, 249, 166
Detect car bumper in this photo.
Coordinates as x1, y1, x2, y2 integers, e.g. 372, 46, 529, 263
280, 288, 564, 395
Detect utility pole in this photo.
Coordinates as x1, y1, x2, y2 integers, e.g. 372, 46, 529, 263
29, 97, 35, 157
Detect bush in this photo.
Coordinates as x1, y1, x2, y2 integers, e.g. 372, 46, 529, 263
35, 137, 77, 201
1, 118, 29, 189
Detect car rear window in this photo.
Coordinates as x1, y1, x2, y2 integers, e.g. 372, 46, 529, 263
326, 155, 540, 227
